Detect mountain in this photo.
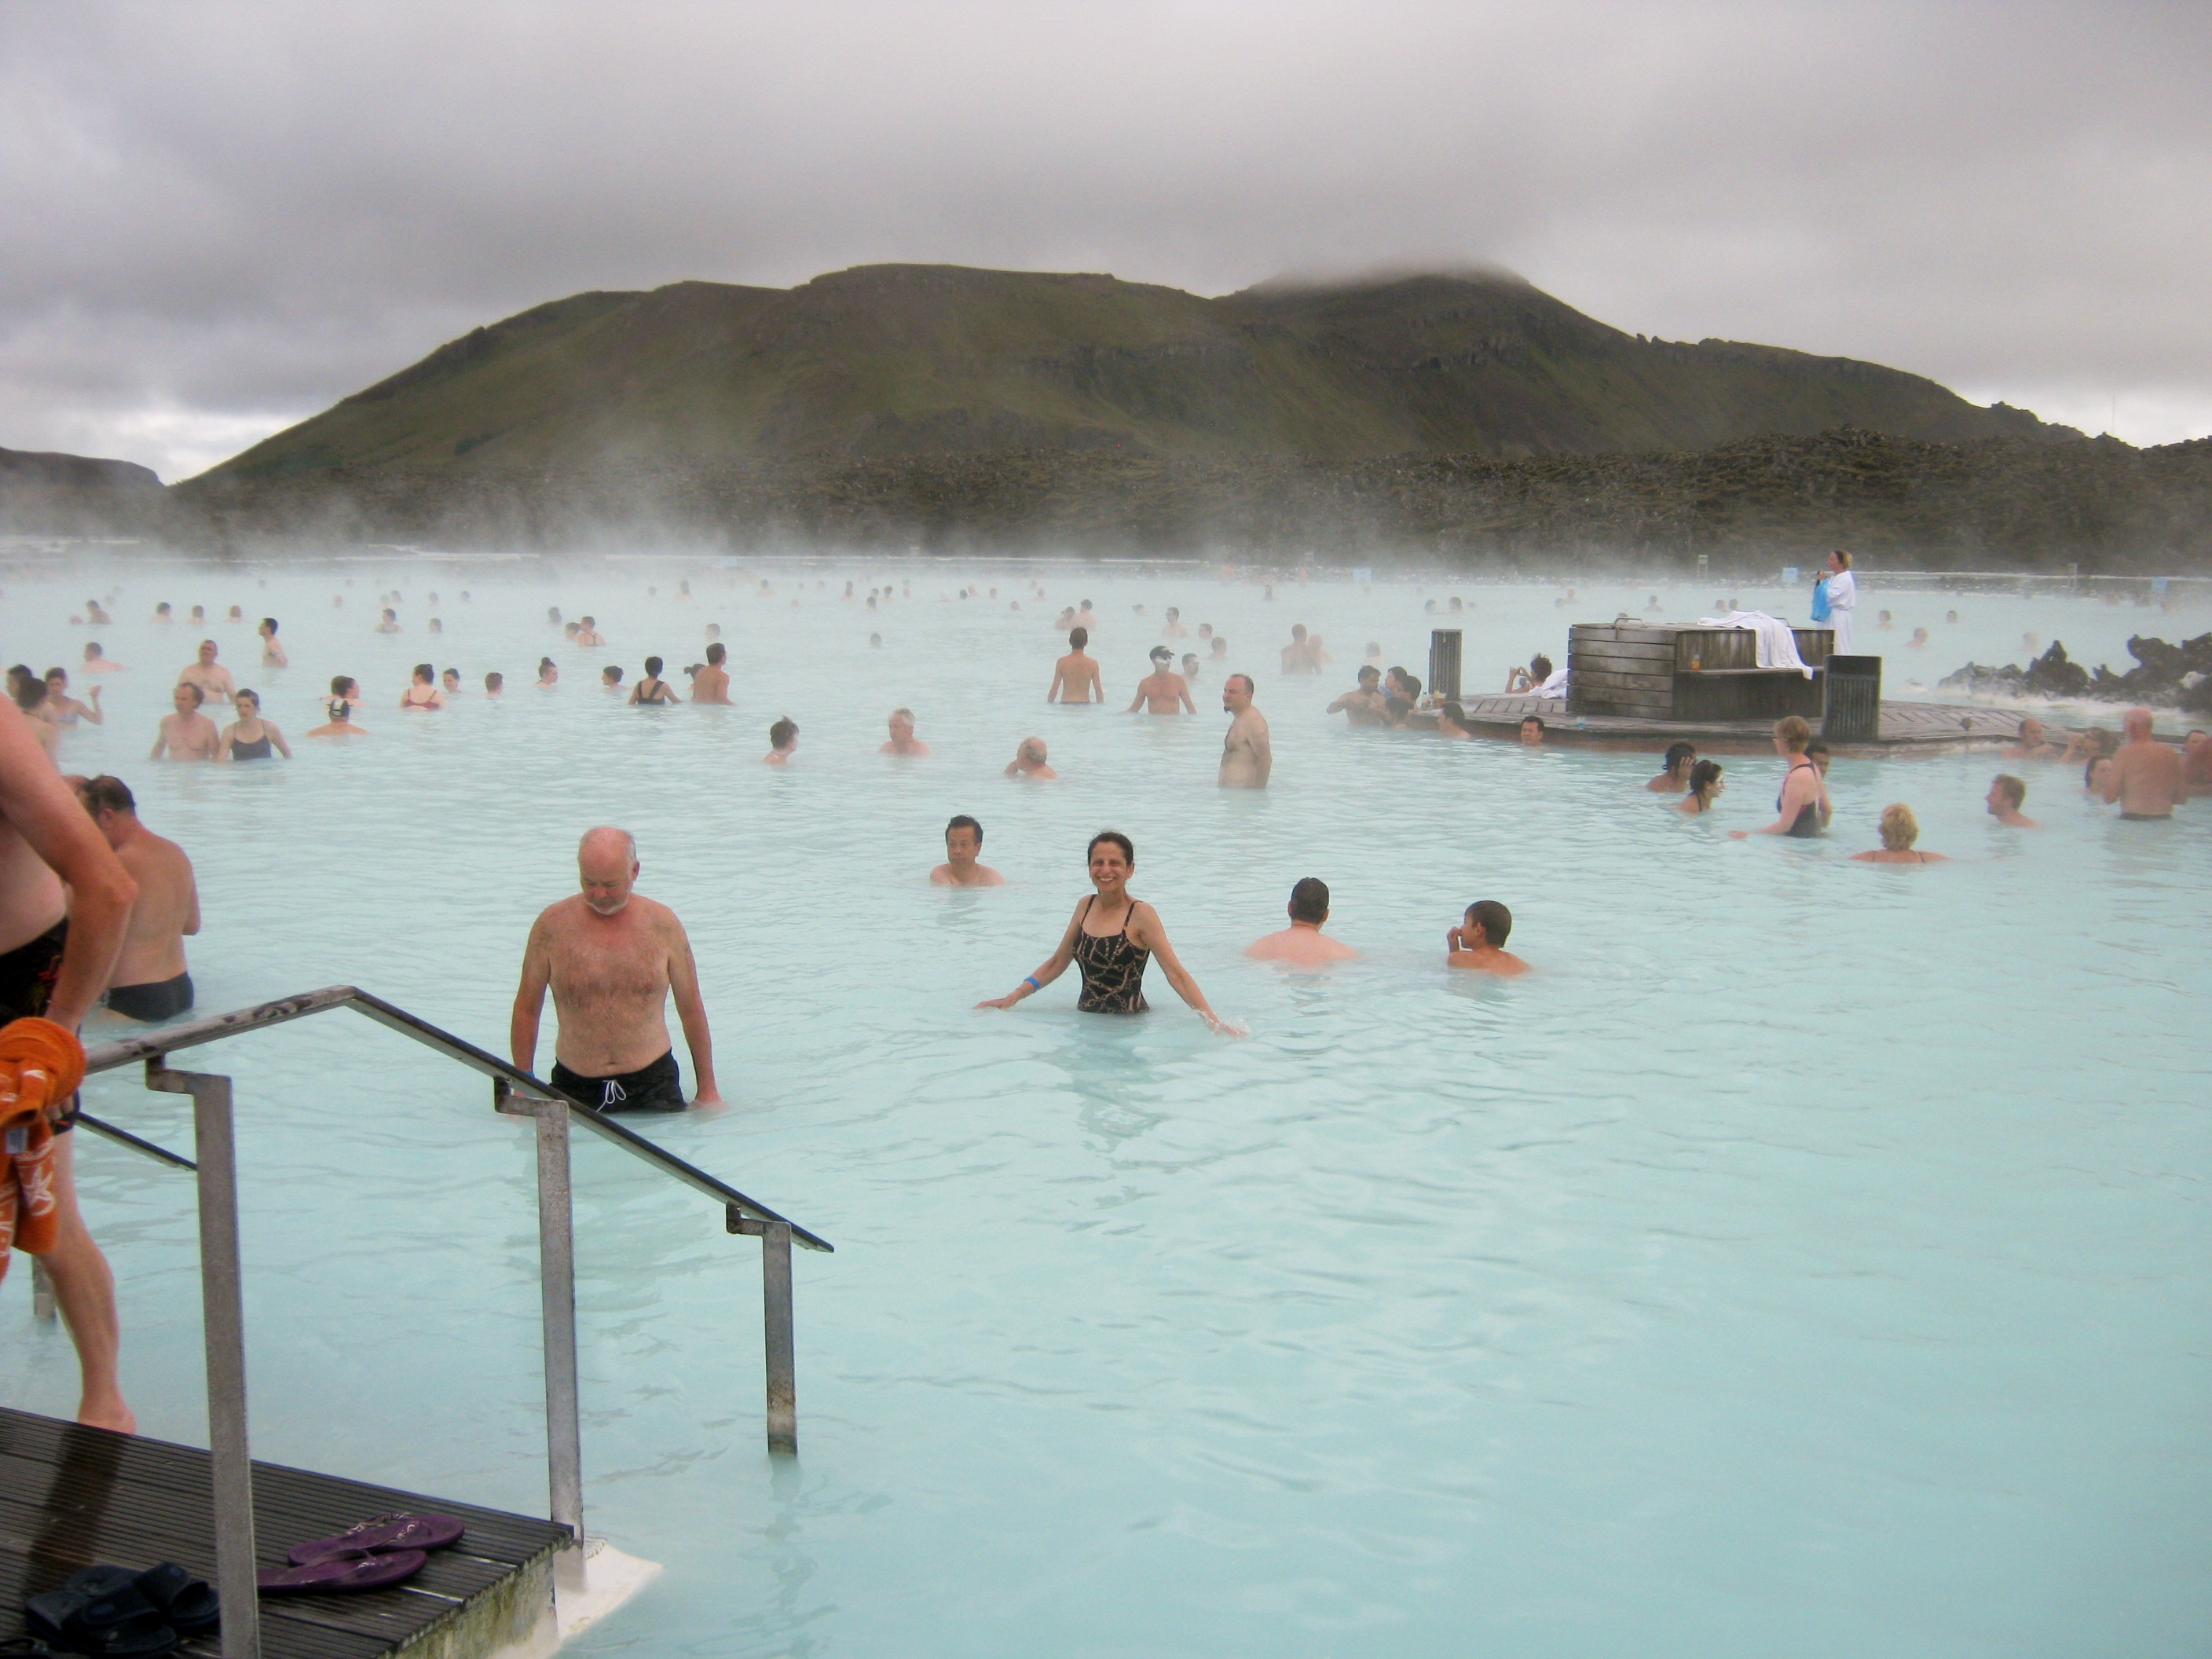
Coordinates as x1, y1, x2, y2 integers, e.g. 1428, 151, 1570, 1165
197, 265, 2072, 485
0, 445, 164, 535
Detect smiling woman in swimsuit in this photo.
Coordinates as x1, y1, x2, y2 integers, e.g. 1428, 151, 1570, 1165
400, 663, 445, 711
976, 830, 1240, 1033
219, 689, 291, 760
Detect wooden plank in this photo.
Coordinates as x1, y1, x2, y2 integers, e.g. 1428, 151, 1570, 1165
0, 1408, 566, 1659
1570, 670, 1675, 694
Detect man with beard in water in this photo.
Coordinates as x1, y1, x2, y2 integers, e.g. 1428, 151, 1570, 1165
511, 827, 723, 1112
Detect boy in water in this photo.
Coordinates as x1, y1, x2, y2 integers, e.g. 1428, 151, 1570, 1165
1448, 901, 1529, 976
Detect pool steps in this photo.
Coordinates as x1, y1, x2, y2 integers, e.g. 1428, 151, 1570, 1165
24, 986, 829, 1657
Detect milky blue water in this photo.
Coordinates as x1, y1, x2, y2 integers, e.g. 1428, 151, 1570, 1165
3, 564, 2208, 1658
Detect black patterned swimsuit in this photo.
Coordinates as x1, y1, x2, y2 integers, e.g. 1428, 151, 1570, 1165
1074, 897, 1150, 1014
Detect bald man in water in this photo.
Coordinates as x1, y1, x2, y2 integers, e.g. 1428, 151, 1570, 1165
1220, 675, 1272, 788
2102, 707, 2185, 819
512, 827, 723, 1111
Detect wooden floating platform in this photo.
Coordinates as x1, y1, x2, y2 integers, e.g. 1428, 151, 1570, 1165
0, 1408, 569, 1658
1427, 694, 2026, 755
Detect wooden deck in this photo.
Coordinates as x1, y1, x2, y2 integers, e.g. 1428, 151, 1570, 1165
1435, 694, 2027, 754
0, 1408, 569, 1657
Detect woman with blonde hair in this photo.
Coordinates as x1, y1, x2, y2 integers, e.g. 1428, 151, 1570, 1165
1852, 804, 1949, 864
1729, 716, 1829, 839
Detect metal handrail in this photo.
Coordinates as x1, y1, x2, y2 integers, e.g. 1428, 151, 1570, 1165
57, 985, 831, 1659
80, 983, 833, 1251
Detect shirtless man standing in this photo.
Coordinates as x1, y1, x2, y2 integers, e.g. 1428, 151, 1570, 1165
2103, 708, 2186, 819
882, 708, 930, 755
691, 643, 732, 705
150, 683, 221, 761
511, 827, 723, 1112
1126, 648, 1196, 714
1220, 675, 1273, 788
0, 699, 140, 1430
1327, 665, 1388, 726
931, 815, 1005, 886
1046, 628, 1103, 704
1247, 877, 1357, 964
178, 640, 235, 705
78, 776, 199, 1020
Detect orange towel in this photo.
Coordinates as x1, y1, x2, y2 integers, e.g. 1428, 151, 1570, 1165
0, 1018, 86, 1282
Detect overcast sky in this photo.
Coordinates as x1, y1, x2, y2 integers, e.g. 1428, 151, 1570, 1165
3, 1, 2207, 480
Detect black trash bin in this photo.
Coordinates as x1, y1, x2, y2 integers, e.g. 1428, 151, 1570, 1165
1822, 654, 1882, 742
1429, 629, 1463, 702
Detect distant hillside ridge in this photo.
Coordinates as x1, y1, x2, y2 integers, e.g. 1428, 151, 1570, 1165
196, 264, 2078, 485
172, 427, 2212, 570
0, 445, 164, 536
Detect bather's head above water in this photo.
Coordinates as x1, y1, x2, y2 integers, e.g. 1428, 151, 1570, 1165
577, 826, 639, 915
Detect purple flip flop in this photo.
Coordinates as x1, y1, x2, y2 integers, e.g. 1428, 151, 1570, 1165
258, 1550, 427, 1595
287, 1514, 466, 1566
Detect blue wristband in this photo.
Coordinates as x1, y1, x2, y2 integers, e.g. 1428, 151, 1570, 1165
1023, 976, 1042, 991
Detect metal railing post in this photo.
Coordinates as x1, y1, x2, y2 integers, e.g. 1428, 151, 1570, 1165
30, 1255, 55, 1320
496, 1082, 584, 1588
148, 1064, 259, 1659
728, 1209, 797, 1454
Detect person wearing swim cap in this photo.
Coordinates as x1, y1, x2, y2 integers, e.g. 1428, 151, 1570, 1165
1126, 647, 1196, 714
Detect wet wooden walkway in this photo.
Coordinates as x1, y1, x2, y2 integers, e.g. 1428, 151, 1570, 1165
0, 1408, 569, 1657
1438, 694, 2027, 754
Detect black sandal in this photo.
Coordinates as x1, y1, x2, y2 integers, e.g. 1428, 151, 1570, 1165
23, 1581, 176, 1659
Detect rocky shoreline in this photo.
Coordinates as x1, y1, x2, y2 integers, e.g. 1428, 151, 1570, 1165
1939, 634, 2212, 715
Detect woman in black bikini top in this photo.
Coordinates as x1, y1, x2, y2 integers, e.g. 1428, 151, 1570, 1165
219, 690, 291, 760
976, 830, 1239, 1032
1730, 716, 1829, 840
629, 656, 682, 705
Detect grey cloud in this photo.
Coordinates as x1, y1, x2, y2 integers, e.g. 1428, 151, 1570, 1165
2, 0, 2207, 480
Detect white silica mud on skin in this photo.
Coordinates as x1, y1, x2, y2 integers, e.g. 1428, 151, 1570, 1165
3, 563, 2209, 1659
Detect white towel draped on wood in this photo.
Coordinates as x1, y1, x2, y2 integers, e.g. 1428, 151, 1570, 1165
1694, 612, 1815, 677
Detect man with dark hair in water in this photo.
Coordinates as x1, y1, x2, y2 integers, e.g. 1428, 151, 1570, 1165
77, 777, 198, 1022
1648, 742, 1697, 793
1985, 774, 2038, 828
1047, 628, 1103, 704
692, 642, 732, 705
513, 827, 721, 1113
1448, 900, 1528, 976
1519, 716, 1545, 747
151, 683, 220, 761
1126, 648, 1196, 714
932, 815, 1004, 887
0, 698, 140, 1430
764, 717, 798, 764
1328, 665, 1389, 727
1247, 877, 1357, 964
